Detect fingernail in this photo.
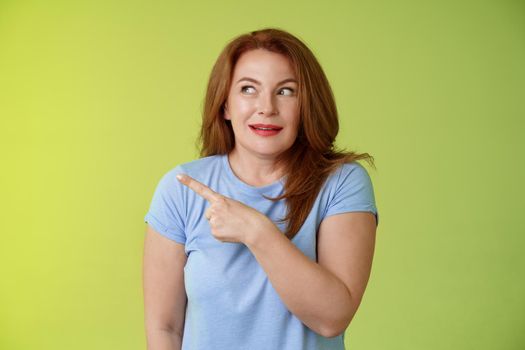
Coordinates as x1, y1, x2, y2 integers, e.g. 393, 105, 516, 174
176, 174, 184, 181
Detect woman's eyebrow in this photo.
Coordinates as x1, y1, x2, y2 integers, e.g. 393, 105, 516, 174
235, 77, 298, 85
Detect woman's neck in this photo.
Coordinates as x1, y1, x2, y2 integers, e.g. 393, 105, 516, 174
227, 149, 285, 187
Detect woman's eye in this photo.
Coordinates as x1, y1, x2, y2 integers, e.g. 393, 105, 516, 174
241, 86, 256, 94
278, 87, 295, 96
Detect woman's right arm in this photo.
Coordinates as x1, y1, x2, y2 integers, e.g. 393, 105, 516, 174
143, 224, 188, 350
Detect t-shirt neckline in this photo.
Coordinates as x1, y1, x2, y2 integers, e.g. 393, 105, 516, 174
220, 153, 285, 196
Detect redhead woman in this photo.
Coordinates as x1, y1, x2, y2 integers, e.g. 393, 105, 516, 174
143, 28, 379, 350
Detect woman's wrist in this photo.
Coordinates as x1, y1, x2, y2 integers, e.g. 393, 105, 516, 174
244, 216, 280, 249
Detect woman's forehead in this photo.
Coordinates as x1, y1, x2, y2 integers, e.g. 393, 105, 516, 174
233, 50, 296, 80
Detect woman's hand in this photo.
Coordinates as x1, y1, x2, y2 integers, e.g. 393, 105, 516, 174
176, 173, 276, 244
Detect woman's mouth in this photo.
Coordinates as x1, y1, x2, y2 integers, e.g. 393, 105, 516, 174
249, 125, 283, 137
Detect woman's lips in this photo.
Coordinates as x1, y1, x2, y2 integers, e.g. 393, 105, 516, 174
249, 125, 283, 136
249, 123, 283, 130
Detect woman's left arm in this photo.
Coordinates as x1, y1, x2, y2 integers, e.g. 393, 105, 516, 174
245, 211, 377, 338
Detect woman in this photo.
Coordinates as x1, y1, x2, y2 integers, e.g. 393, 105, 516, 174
143, 28, 379, 350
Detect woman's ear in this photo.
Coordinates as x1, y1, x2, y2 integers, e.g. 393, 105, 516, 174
223, 104, 230, 120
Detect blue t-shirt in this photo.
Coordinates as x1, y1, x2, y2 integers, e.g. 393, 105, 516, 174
144, 154, 379, 350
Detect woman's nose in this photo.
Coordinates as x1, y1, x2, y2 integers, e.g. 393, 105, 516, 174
257, 93, 278, 116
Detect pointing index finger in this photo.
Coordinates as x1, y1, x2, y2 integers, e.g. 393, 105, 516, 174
176, 174, 221, 202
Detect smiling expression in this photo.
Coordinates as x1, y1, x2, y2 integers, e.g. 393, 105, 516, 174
224, 49, 300, 159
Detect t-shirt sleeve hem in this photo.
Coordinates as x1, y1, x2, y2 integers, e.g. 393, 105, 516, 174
324, 204, 379, 226
144, 212, 187, 244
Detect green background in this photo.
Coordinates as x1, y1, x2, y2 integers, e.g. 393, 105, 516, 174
1, 0, 524, 349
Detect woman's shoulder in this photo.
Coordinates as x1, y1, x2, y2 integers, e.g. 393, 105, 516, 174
324, 160, 373, 189
161, 154, 223, 181
331, 160, 370, 178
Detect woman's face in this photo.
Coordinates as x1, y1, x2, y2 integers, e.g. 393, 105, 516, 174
224, 49, 300, 160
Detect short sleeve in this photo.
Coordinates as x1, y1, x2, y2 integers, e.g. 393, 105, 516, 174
144, 166, 187, 244
322, 162, 379, 226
